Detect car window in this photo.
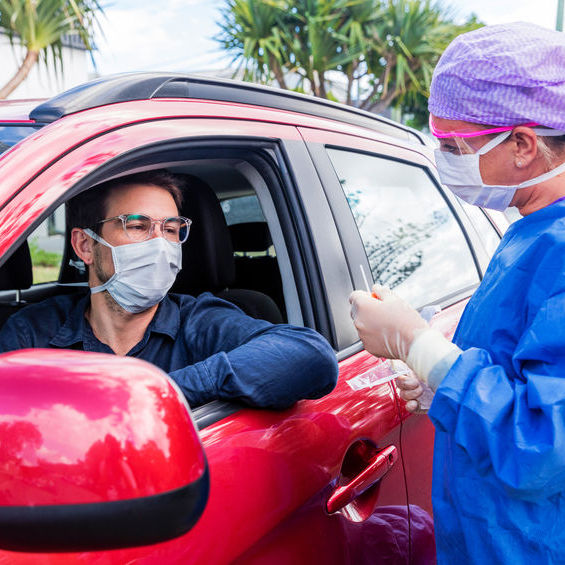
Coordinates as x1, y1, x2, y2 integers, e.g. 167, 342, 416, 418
327, 147, 479, 307
221, 195, 265, 225
0, 125, 40, 155
221, 194, 275, 258
28, 207, 65, 284
459, 203, 501, 259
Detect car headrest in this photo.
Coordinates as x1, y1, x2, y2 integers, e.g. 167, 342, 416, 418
0, 241, 33, 290
229, 222, 272, 253
171, 174, 235, 295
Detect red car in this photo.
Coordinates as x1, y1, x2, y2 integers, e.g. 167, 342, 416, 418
0, 74, 509, 564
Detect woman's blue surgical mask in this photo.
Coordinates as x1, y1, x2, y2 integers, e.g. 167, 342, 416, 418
84, 229, 182, 313
435, 129, 565, 211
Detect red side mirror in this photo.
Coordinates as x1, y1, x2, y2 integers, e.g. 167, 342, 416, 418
0, 349, 209, 552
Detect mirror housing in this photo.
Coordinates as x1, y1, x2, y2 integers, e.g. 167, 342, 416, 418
0, 349, 209, 552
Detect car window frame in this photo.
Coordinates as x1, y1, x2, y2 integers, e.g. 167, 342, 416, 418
0, 120, 345, 427
325, 144, 482, 303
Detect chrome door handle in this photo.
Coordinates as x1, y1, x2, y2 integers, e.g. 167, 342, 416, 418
326, 445, 398, 514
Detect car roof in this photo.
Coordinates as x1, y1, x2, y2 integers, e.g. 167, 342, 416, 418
0, 99, 45, 122
28, 72, 426, 145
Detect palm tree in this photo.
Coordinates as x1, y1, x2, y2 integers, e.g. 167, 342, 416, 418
216, 0, 483, 119
337, 0, 381, 105
216, 0, 289, 88
217, 0, 360, 97
359, 0, 481, 114
0, 0, 103, 99
281, 0, 359, 98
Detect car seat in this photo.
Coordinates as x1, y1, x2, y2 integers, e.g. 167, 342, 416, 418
228, 222, 285, 317
169, 174, 284, 324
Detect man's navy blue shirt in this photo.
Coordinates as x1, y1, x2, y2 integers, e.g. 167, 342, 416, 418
0, 292, 338, 409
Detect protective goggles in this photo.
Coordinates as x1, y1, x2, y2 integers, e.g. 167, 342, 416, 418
429, 115, 543, 155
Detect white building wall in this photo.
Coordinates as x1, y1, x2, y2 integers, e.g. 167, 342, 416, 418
0, 33, 90, 99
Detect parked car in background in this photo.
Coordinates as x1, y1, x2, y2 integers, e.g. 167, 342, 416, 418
0, 74, 510, 564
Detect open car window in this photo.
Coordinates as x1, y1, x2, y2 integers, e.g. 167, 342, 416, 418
0, 151, 293, 326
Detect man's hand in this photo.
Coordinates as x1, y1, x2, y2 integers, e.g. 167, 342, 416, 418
349, 284, 428, 362
396, 373, 434, 414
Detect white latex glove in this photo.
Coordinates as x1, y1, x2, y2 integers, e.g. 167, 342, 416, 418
350, 284, 462, 385
395, 373, 435, 414
349, 284, 428, 362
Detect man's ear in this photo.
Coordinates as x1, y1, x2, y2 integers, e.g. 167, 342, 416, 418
71, 228, 95, 265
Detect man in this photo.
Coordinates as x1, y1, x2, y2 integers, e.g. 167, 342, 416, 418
0, 170, 338, 409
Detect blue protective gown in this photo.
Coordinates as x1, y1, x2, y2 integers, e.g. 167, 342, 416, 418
428, 200, 565, 564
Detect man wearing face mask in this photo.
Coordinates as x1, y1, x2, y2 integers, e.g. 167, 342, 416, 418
0, 170, 338, 409
349, 22, 565, 564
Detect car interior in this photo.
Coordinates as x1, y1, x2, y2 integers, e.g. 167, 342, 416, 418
0, 150, 309, 426
0, 151, 298, 337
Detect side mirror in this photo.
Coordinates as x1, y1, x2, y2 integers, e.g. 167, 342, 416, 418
0, 349, 209, 552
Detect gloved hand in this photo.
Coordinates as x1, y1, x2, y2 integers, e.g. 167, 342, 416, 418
396, 373, 435, 414
349, 284, 428, 362
350, 284, 463, 386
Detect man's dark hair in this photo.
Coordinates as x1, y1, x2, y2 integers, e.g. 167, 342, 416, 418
67, 170, 184, 233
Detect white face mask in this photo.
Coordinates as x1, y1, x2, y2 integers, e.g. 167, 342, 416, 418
84, 229, 182, 313
435, 129, 565, 211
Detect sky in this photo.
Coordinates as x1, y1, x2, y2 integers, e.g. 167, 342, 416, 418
90, 0, 561, 76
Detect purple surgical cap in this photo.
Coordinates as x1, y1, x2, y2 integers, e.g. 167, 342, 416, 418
428, 22, 565, 129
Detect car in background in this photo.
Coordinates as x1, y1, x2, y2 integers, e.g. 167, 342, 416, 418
0, 74, 510, 564
0, 99, 44, 153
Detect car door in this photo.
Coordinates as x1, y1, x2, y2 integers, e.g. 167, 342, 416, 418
217, 136, 415, 564
0, 109, 418, 564
300, 125, 488, 536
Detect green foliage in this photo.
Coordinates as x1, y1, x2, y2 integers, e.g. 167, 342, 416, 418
216, 0, 484, 125
216, 0, 289, 87
0, 0, 104, 98
29, 239, 62, 267
0, 0, 103, 53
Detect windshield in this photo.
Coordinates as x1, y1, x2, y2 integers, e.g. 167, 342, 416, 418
0, 125, 41, 154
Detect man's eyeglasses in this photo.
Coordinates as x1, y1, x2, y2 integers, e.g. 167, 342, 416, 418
96, 214, 192, 244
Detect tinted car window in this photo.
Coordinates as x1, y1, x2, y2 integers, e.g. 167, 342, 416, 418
327, 148, 479, 307
221, 194, 275, 258
0, 125, 40, 154
221, 195, 265, 225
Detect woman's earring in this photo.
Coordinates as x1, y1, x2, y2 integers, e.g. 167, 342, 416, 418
516, 160, 523, 168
